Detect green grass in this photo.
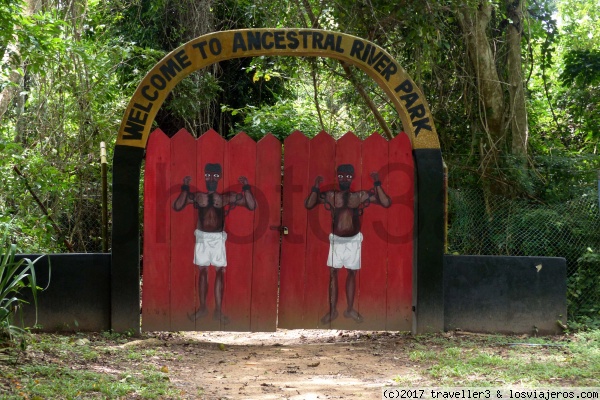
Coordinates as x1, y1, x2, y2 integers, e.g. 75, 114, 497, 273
395, 330, 600, 387
0, 332, 181, 399
5, 364, 174, 399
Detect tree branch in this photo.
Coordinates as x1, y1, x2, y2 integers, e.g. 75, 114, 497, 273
310, 60, 326, 131
13, 165, 75, 252
341, 62, 393, 140
298, 0, 394, 138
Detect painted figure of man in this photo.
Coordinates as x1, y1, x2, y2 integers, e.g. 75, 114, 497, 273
173, 163, 256, 324
305, 164, 391, 324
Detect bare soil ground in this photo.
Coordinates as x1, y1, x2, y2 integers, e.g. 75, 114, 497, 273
159, 329, 418, 399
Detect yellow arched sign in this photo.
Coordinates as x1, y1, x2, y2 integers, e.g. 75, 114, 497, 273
117, 28, 440, 149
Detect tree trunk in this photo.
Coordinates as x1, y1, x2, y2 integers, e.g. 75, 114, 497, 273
69, 0, 87, 40
506, 0, 528, 156
0, 47, 22, 119
457, 1, 506, 149
175, 0, 218, 134
0, 0, 42, 120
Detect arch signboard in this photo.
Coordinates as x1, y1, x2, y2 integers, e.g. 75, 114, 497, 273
116, 29, 440, 150
112, 29, 444, 334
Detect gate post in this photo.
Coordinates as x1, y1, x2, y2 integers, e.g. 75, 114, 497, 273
413, 149, 445, 334
111, 146, 144, 334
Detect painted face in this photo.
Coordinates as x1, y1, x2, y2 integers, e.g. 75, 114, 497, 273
337, 173, 353, 191
205, 172, 221, 192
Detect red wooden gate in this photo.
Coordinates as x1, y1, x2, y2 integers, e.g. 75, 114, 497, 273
278, 131, 414, 331
142, 128, 281, 332
143, 129, 414, 332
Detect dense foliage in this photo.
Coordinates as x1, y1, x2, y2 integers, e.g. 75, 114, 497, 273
0, 0, 598, 325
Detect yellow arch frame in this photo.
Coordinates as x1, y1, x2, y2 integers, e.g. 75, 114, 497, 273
116, 28, 440, 149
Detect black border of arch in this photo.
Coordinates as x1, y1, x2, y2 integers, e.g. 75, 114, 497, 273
111, 29, 444, 334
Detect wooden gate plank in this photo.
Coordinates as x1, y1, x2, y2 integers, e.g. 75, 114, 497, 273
170, 128, 198, 331
142, 129, 171, 331
359, 132, 390, 331
304, 131, 336, 328
194, 129, 227, 331
190, 132, 204, 331
223, 132, 257, 331
251, 134, 282, 332
330, 132, 363, 331
279, 131, 310, 329
386, 132, 414, 331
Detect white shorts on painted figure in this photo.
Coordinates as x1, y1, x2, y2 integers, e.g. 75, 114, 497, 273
327, 232, 363, 270
194, 229, 227, 267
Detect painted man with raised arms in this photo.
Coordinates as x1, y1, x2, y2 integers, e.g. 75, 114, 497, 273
305, 164, 391, 324
173, 163, 256, 325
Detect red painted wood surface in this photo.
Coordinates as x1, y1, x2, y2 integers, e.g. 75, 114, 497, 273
144, 129, 414, 332
359, 132, 390, 331
251, 134, 282, 332
142, 129, 171, 331
304, 131, 336, 328
279, 131, 414, 331
223, 132, 256, 331
144, 128, 282, 332
169, 129, 197, 331
330, 132, 363, 331
278, 131, 310, 329
195, 129, 226, 331
386, 132, 414, 331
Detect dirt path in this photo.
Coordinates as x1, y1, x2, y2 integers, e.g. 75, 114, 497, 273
148, 329, 423, 399
4, 328, 583, 399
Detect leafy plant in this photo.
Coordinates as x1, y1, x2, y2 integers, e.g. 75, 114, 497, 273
222, 99, 322, 140
0, 234, 47, 343
568, 249, 600, 329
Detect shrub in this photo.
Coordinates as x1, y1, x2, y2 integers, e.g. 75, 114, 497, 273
0, 235, 47, 343
567, 249, 600, 329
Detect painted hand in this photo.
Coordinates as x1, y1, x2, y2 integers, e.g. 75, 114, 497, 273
314, 176, 324, 187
